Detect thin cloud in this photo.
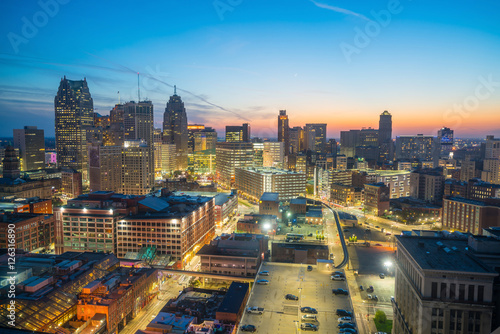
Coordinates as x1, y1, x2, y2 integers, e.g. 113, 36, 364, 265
309, 0, 371, 21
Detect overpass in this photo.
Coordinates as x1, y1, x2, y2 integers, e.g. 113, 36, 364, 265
159, 269, 256, 282
306, 198, 349, 269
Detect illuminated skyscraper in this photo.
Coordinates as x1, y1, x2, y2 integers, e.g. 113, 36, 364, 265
54, 76, 94, 179
437, 126, 454, 158
13, 126, 45, 171
278, 110, 289, 156
163, 87, 188, 169
305, 124, 326, 154
378, 110, 393, 162
225, 123, 251, 142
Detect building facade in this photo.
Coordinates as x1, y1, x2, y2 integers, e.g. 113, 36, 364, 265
163, 88, 188, 170
13, 126, 45, 171
215, 142, 254, 187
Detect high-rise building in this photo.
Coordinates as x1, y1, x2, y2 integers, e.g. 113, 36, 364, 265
393, 235, 498, 334
216, 142, 254, 187
194, 127, 217, 152
340, 128, 379, 161
482, 135, 500, 184
395, 134, 440, 166
61, 169, 83, 198
187, 124, 205, 152
1, 145, 20, 179
289, 126, 304, 154
437, 126, 454, 158
327, 138, 337, 155
305, 124, 327, 154
442, 197, 500, 234
88, 143, 122, 192
13, 126, 45, 171
123, 101, 154, 145
378, 110, 394, 162
160, 143, 177, 175
263, 142, 284, 168
225, 123, 251, 142
235, 167, 306, 201
278, 110, 289, 155
410, 168, 445, 204
54, 76, 94, 179
121, 140, 154, 195
163, 87, 188, 170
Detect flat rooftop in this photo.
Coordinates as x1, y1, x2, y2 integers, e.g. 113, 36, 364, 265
260, 192, 279, 202
239, 167, 305, 175
396, 236, 497, 274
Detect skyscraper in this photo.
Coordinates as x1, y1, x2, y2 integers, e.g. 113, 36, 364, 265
54, 76, 94, 179
13, 126, 45, 171
163, 87, 188, 170
437, 126, 454, 158
289, 126, 304, 154
123, 101, 154, 146
378, 110, 393, 162
278, 110, 289, 156
304, 124, 327, 154
225, 123, 251, 142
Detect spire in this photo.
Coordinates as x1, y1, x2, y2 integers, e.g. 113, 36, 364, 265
174, 85, 177, 95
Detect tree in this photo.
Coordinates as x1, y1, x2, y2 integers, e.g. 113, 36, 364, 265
374, 310, 387, 323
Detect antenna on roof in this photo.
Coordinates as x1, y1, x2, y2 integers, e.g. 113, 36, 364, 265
118, 91, 120, 104
174, 85, 176, 95
137, 73, 141, 102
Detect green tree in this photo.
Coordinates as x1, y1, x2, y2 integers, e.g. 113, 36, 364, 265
374, 310, 387, 323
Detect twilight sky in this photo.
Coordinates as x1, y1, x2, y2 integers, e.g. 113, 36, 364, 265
1, 0, 499, 139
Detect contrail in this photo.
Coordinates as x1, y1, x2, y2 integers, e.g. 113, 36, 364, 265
309, 0, 371, 21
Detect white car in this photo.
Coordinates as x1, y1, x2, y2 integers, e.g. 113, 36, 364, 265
259, 270, 270, 276
256, 279, 269, 285
331, 275, 346, 281
338, 316, 353, 324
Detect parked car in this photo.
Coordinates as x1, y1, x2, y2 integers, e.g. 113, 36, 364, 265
300, 323, 318, 331
240, 325, 256, 332
301, 307, 318, 314
339, 328, 357, 333
338, 316, 353, 324
246, 307, 264, 314
332, 271, 345, 277
301, 314, 318, 322
308, 233, 313, 237
338, 322, 356, 329
336, 309, 353, 317
375, 243, 382, 246
256, 279, 269, 285
259, 270, 269, 276
331, 275, 346, 281
375, 225, 380, 228
366, 285, 374, 293
367, 294, 378, 301
379, 273, 385, 279
343, 229, 349, 232
285, 294, 299, 301
307, 265, 313, 271
359, 285, 364, 291
332, 288, 349, 295
386, 232, 391, 235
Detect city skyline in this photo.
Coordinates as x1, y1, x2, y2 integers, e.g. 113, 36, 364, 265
1, 1, 500, 138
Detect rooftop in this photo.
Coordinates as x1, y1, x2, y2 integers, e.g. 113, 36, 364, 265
217, 282, 249, 314
396, 236, 497, 274
239, 166, 305, 175
290, 198, 307, 205
260, 192, 279, 202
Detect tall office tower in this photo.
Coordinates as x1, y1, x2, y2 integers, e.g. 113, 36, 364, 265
163, 88, 188, 170
160, 143, 177, 175
153, 128, 163, 175
123, 101, 154, 145
194, 127, 217, 152
304, 124, 327, 154
395, 134, 440, 166
13, 126, 45, 171
482, 135, 500, 184
61, 169, 83, 198
216, 142, 254, 187
252, 142, 264, 167
187, 124, 205, 152
289, 126, 304, 154
121, 140, 153, 195
437, 126, 454, 158
225, 123, 251, 142
88, 143, 122, 192
327, 138, 337, 156
54, 76, 94, 179
1, 146, 20, 179
263, 142, 284, 168
378, 110, 393, 162
278, 110, 290, 155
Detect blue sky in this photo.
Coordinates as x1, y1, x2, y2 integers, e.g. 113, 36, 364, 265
1, 0, 499, 138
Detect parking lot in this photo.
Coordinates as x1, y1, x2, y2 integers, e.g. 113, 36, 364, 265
237, 262, 355, 334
